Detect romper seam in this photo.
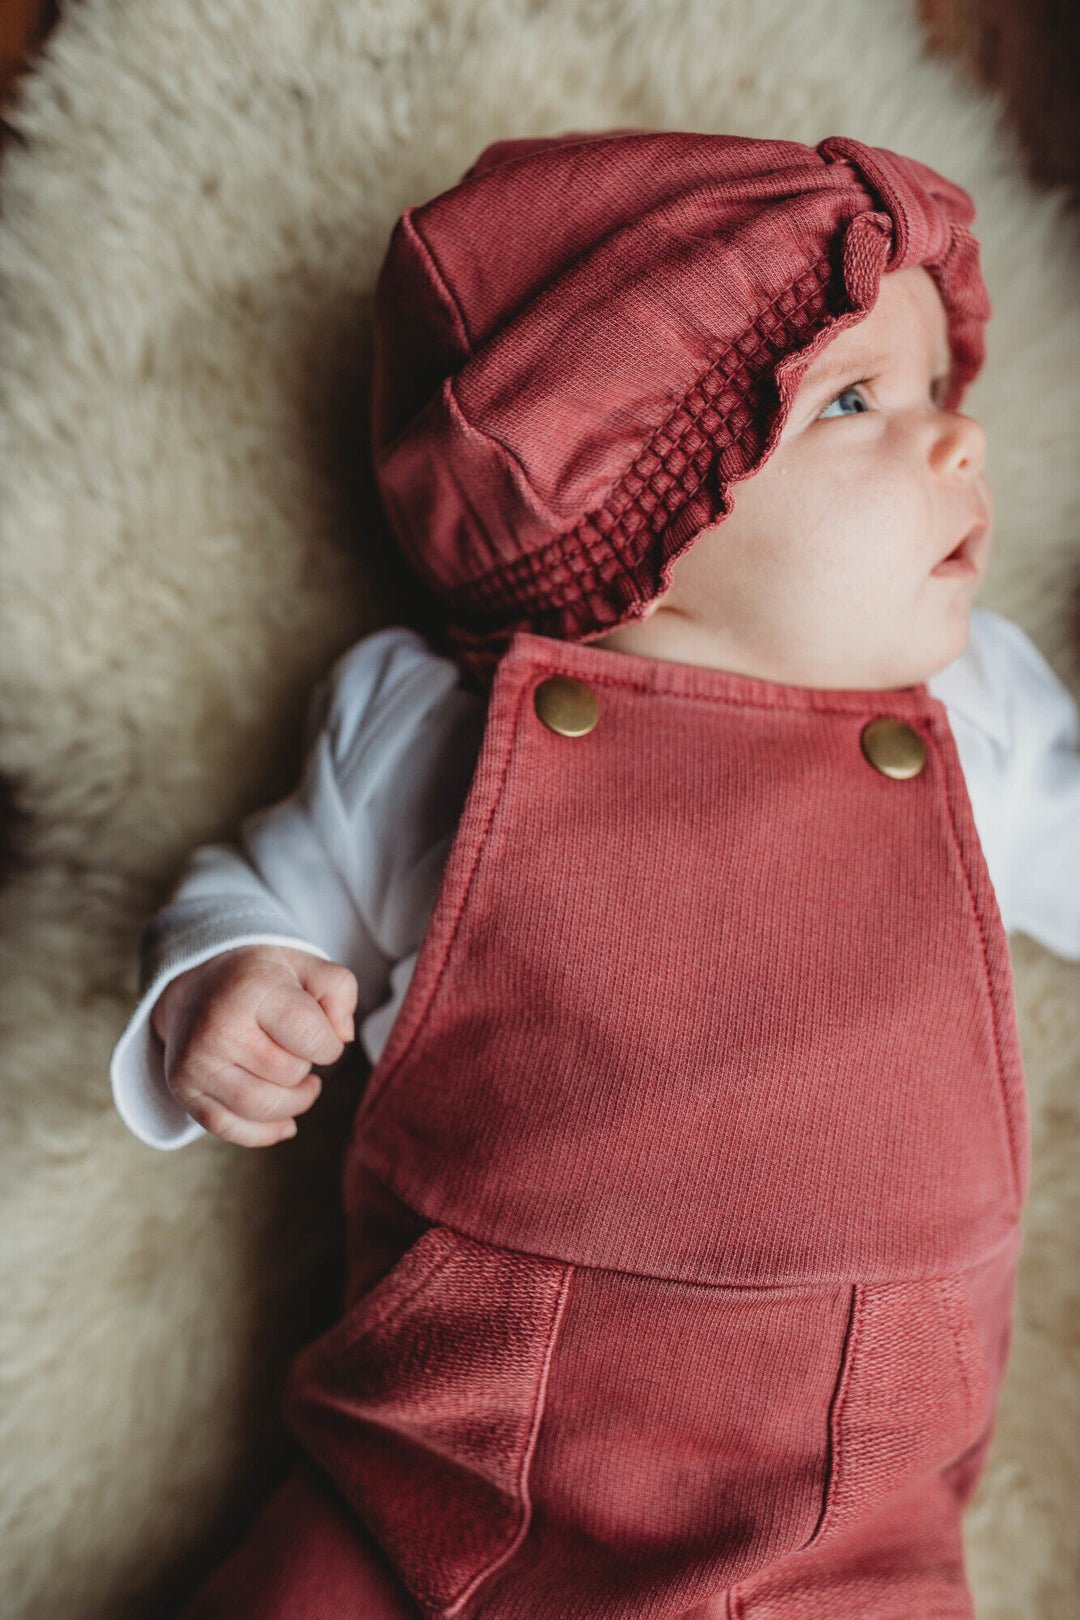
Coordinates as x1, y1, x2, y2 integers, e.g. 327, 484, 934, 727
922, 716, 1024, 1208
440, 1264, 575, 1617
801, 1281, 862, 1550
355, 669, 528, 1122
515, 651, 932, 718
938, 1276, 987, 1433
359, 1185, 1024, 1298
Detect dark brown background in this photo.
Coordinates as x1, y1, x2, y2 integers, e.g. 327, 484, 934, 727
4, 0, 1078, 197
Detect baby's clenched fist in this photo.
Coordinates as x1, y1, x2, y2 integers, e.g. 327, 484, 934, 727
150, 945, 359, 1147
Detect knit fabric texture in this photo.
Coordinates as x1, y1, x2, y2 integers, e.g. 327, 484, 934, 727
370, 130, 991, 685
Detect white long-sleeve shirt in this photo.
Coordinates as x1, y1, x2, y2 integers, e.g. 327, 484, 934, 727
110, 607, 1080, 1150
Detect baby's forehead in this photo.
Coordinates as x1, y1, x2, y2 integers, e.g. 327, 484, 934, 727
801, 267, 952, 388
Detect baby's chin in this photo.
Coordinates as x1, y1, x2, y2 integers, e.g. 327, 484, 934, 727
842, 617, 974, 691
591, 603, 974, 690
755, 624, 974, 691
905, 607, 975, 685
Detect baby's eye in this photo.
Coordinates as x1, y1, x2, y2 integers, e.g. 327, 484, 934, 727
818, 385, 869, 419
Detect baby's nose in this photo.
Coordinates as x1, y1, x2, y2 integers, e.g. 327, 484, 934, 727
930, 411, 986, 478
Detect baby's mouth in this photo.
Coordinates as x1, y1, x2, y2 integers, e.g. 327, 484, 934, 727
931, 519, 989, 578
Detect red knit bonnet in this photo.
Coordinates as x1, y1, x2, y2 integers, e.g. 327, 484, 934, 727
370, 130, 990, 687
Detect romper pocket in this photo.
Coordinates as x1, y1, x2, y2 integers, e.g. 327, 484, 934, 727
283, 1225, 573, 1619
806, 1275, 992, 1550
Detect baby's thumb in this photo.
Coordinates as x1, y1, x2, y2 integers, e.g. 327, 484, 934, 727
300, 957, 359, 1046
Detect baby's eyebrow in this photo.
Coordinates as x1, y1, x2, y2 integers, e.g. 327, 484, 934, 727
802, 347, 888, 390
802, 343, 952, 392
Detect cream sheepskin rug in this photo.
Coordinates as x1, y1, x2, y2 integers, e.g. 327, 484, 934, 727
1, 1, 1078, 1615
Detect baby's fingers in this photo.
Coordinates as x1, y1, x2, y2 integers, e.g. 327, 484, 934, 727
174, 1064, 322, 1148
289, 956, 358, 1047
197, 1105, 298, 1149
255, 982, 347, 1067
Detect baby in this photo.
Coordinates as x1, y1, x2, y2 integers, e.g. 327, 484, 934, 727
111, 132, 1080, 1618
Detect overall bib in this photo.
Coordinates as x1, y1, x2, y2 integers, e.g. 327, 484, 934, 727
187, 630, 1028, 1620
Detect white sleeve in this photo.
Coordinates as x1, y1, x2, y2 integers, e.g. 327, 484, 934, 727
933, 607, 1080, 961
988, 614, 1080, 961
110, 626, 485, 1149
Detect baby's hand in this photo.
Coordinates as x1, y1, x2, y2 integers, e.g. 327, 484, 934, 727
150, 945, 359, 1147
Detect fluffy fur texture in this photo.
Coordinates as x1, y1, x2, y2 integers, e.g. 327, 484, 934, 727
0, 1, 1077, 1615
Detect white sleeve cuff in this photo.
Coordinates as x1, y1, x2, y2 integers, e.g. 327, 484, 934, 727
109, 934, 331, 1150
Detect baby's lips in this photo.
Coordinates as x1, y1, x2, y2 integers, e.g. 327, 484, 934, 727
931, 518, 989, 577
961, 516, 992, 567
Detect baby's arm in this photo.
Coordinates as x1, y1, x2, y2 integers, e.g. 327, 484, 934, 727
998, 618, 1080, 960
110, 626, 485, 1149
958, 610, 1080, 960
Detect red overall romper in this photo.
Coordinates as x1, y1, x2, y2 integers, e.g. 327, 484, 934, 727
183, 630, 1027, 1620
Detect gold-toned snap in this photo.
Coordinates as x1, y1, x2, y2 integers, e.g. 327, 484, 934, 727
533, 675, 600, 737
860, 718, 926, 780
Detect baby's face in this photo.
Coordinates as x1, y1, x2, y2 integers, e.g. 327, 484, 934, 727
593, 265, 992, 690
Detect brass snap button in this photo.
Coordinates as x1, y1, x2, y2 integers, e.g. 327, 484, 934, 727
533, 675, 600, 737
860, 718, 926, 780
